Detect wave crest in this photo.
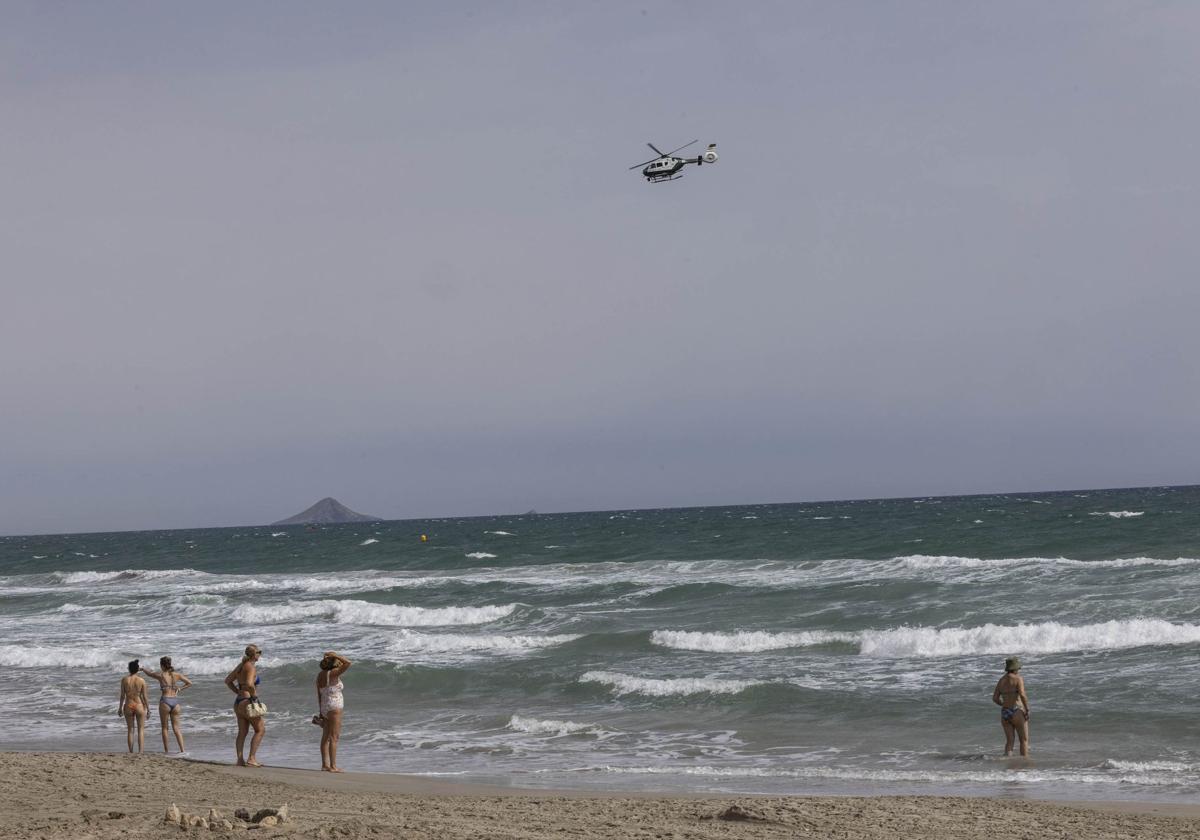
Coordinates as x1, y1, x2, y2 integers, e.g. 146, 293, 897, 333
579, 670, 762, 697
390, 630, 577, 654
230, 599, 517, 627
858, 619, 1200, 657
651, 629, 856, 652
506, 715, 606, 736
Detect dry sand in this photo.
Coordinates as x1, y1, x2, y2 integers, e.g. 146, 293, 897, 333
4, 751, 1200, 839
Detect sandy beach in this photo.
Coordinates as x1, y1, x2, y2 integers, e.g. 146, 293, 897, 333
4, 752, 1200, 839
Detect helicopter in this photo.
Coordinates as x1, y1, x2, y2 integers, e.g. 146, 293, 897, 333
629, 140, 718, 183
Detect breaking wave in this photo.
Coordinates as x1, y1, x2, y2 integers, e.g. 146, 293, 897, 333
506, 715, 607, 737
579, 671, 763, 697
0, 644, 124, 669
230, 600, 517, 627
389, 629, 578, 654
894, 554, 1200, 570
652, 619, 1200, 658
651, 629, 856, 652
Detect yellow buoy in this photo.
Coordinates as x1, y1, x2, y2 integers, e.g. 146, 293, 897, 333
420, 534, 428, 542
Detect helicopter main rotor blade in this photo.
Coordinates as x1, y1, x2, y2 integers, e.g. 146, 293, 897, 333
628, 157, 659, 170
664, 139, 698, 157
646, 142, 666, 157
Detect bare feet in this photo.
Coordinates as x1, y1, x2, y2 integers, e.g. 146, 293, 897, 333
246, 759, 263, 768
236, 759, 247, 767
330, 766, 344, 773
321, 765, 332, 772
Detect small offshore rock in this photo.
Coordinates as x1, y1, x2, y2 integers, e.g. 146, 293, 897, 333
258, 815, 279, 827
221, 819, 235, 831
165, 804, 183, 825
234, 808, 252, 821
275, 804, 289, 823
208, 808, 223, 823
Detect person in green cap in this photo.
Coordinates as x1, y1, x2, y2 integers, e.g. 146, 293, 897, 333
992, 657, 1030, 756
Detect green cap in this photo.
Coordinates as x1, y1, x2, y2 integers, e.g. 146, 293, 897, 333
1005, 657, 1020, 672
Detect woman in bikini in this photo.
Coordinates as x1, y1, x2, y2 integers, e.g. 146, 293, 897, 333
141, 656, 193, 754
224, 644, 265, 767
117, 660, 150, 754
315, 651, 352, 772
992, 656, 1030, 756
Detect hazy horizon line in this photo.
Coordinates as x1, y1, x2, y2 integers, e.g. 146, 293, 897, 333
2, 481, 1192, 540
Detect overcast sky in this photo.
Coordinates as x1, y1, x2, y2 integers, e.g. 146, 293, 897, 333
3, 2, 1199, 535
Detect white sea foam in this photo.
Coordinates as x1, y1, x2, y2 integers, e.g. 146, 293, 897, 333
466, 552, 497, 559
895, 554, 1200, 570
271, 532, 287, 537
1090, 510, 1145, 518
230, 599, 517, 627
1100, 759, 1200, 772
857, 619, 1200, 658
360, 538, 380, 546
0, 643, 271, 675
579, 671, 762, 697
591, 763, 1197, 786
0, 644, 122, 669
655, 620, 1200, 658
507, 715, 606, 737
389, 629, 578, 654
651, 629, 857, 652
52, 570, 125, 584
485, 530, 515, 536
52, 569, 187, 585
155, 654, 302, 675
271, 574, 436, 594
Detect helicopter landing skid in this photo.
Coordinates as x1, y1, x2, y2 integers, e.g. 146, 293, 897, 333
647, 174, 683, 183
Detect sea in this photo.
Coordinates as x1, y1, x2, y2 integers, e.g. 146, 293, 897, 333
2, 485, 1199, 802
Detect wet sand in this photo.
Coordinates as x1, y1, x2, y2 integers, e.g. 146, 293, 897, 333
4, 751, 1199, 839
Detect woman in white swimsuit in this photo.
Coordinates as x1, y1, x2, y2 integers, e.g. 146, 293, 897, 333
315, 651, 352, 772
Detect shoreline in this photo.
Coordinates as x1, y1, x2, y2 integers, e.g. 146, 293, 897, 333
200, 759, 1200, 816
3, 752, 1199, 839
12, 747, 1200, 813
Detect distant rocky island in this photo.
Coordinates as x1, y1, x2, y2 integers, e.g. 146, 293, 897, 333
272, 497, 379, 526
